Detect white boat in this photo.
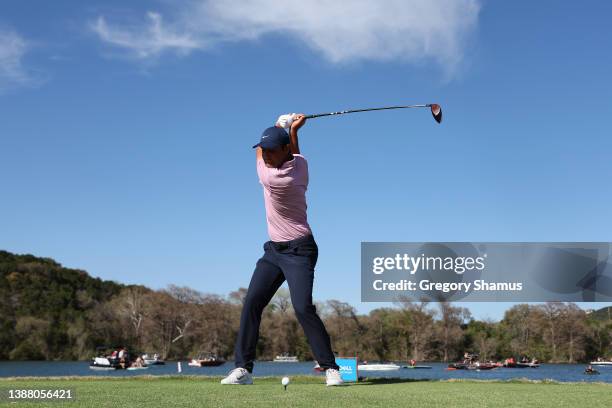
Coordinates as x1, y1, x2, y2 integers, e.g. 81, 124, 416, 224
516, 362, 540, 368
92, 356, 115, 367
89, 347, 151, 370
590, 360, 612, 366
357, 363, 401, 371
273, 354, 299, 362
89, 356, 122, 370
89, 346, 133, 370
142, 353, 165, 366
188, 353, 226, 367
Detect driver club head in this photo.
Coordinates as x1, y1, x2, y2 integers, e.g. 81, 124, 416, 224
430, 104, 443, 123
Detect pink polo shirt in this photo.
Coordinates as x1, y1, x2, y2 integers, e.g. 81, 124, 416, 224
257, 154, 312, 242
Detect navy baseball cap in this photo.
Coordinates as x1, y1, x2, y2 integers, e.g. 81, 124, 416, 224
252, 126, 290, 149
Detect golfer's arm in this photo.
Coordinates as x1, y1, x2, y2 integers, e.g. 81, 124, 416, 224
289, 128, 300, 155
256, 147, 262, 161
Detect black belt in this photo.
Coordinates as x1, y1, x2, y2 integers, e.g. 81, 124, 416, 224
270, 234, 315, 250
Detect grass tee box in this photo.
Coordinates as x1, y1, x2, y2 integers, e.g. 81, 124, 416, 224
1, 376, 612, 408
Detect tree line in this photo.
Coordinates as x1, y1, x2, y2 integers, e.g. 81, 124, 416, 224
1, 250, 611, 362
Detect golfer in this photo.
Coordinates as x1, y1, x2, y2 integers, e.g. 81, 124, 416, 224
221, 114, 343, 386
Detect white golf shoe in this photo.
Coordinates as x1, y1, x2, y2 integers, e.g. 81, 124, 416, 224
220, 368, 253, 385
325, 368, 344, 386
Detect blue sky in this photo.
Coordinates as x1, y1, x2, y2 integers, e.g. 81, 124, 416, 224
1, 0, 611, 320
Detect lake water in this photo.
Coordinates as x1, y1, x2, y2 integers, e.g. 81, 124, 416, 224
1, 361, 611, 383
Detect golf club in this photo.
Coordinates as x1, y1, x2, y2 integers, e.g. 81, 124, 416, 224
304, 103, 442, 124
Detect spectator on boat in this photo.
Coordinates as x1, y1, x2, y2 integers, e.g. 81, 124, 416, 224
132, 356, 145, 368
118, 347, 128, 369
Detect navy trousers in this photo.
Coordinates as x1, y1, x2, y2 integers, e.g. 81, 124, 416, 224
234, 234, 339, 372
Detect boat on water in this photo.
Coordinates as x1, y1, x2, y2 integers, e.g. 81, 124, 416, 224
90, 356, 122, 370
515, 362, 540, 368
403, 359, 432, 369
316, 359, 414, 371
449, 365, 495, 371
503, 357, 540, 368
188, 353, 226, 367
590, 359, 612, 366
447, 362, 498, 371
472, 363, 498, 370
448, 353, 499, 370
89, 346, 147, 370
273, 354, 299, 362
142, 353, 165, 366
90, 346, 125, 370
358, 363, 401, 371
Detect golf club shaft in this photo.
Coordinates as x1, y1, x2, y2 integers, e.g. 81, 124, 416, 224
305, 104, 431, 119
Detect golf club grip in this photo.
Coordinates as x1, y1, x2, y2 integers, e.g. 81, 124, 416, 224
304, 113, 334, 119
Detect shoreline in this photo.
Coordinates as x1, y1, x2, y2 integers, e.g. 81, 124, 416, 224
1, 375, 611, 386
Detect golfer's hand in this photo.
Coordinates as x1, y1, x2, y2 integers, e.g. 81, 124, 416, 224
291, 114, 306, 131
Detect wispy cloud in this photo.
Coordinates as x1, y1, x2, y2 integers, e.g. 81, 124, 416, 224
91, 12, 201, 59
0, 29, 31, 91
91, 0, 481, 73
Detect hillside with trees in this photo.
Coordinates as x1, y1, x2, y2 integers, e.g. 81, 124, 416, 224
1, 250, 611, 362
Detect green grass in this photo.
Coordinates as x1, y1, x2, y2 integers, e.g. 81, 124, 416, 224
1, 376, 611, 408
